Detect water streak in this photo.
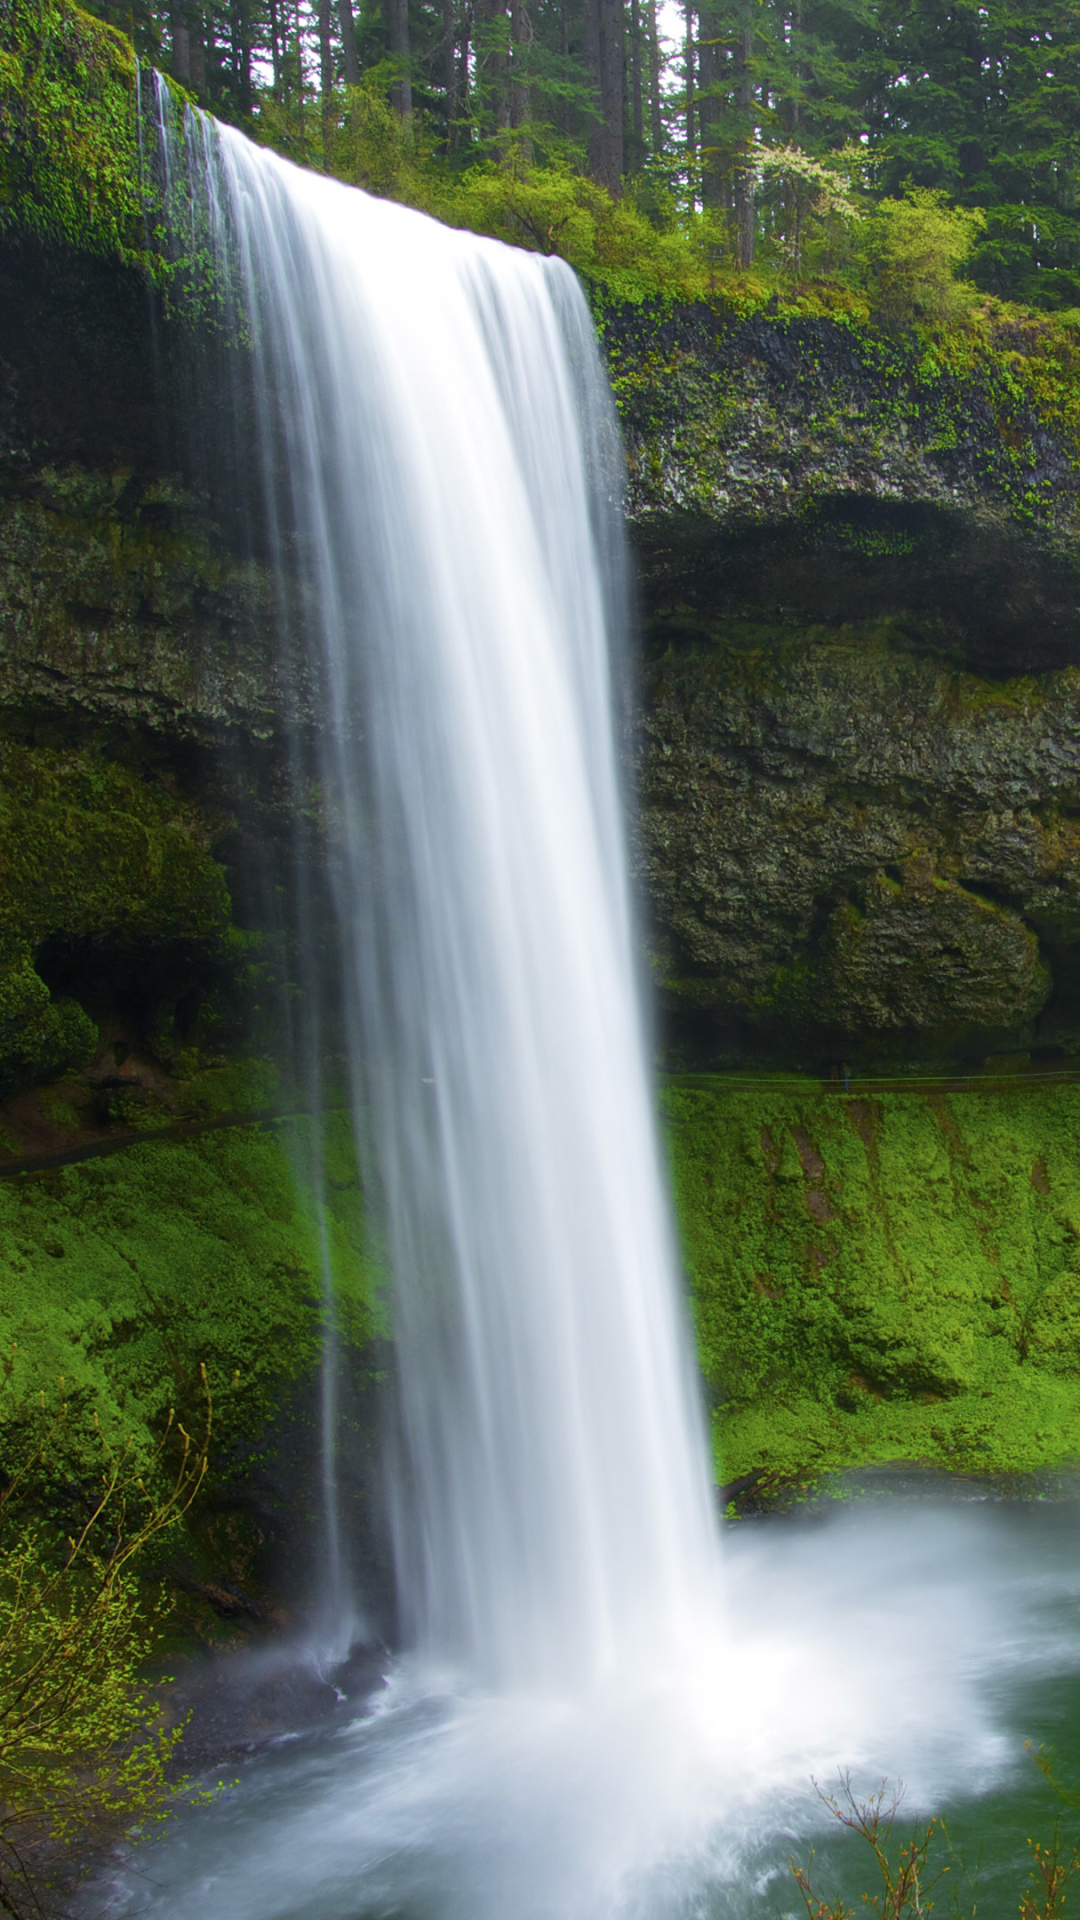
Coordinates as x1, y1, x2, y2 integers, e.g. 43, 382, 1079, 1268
159, 99, 720, 1690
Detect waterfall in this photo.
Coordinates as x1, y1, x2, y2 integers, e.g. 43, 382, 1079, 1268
99, 93, 1080, 1920
158, 97, 720, 1690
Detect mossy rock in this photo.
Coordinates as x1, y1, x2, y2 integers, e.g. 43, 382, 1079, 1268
0, 952, 96, 1090
0, 0, 144, 266
641, 623, 1080, 1066
0, 739, 237, 1097
0, 1111, 381, 1474
665, 1077, 1080, 1489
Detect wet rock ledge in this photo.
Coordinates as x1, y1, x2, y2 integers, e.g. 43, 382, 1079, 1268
603, 301, 1080, 1069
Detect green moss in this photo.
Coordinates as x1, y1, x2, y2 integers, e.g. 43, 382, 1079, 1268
0, 0, 145, 265
608, 300, 1080, 540
0, 1111, 381, 1480
0, 740, 236, 1097
0, 743, 231, 955
665, 1078, 1080, 1489
0, 955, 97, 1091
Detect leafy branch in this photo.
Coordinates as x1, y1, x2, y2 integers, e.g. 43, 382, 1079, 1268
0, 1366, 212, 1917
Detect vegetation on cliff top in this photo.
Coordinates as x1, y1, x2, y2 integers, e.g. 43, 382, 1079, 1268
68, 0, 1080, 314
6, 0, 1080, 330
7, 0, 1080, 558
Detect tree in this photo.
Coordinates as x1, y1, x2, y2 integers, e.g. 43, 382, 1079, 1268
0, 1373, 212, 1917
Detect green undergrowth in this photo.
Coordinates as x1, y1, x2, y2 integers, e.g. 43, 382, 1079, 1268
0, 1110, 381, 1487
665, 1079, 1080, 1492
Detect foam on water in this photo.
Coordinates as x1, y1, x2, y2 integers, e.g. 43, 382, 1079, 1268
101, 1496, 1080, 1918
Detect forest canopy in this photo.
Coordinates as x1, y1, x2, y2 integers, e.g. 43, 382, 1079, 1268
61, 0, 1080, 310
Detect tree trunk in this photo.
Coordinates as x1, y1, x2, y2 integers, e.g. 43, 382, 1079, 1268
629, 0, 644, 170
444, 0, 458, 146
337, 0, 361, 85
585, 0, 602, 174
697, 0, 721, 207
601, 0, 624, 186
733, 14, 754, 264
267, 0, 281, 89
170, 0, 191, 81
385, 0, 413, 116
586, 0, 623, 190
189, 5, 207, 90
683, 0, 695, 172
318, 0, 334, 154
509, 0, 532, 138
458, 1, 472, 130
560, 0, 571, 137
229, 0, 253, 113
476, 0, 510, 138
645, 0, 662, 154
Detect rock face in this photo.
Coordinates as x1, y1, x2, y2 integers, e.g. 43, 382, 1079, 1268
639, 628, 1080, 1065
602, 302, 1080, 1067
7, 234, 1080, 1083
0, 241, 310, 745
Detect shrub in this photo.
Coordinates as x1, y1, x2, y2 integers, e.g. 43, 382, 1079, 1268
860, 188, 985, 331
0, 1375, 210, 1916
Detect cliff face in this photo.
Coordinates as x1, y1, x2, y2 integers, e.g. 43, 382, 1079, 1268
670, 1075, 1080, 1496
9, 18, 1080, 1509
8, 4, 1080, 1084
9, 240, 1080, 1091
604, 302, 1080, 1068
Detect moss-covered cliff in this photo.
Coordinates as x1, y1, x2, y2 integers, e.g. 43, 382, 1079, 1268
669, 1075, 1080, 1498
8, 0, 1080, 1543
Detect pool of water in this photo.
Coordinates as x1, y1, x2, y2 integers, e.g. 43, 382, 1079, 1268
95, 1486, 1080, 1920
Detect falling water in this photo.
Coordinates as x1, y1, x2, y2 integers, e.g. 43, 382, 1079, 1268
100, 98, 1080, 1920
158, 97, 721, 1685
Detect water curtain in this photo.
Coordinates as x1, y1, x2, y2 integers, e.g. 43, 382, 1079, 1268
155, 88, 718, 1693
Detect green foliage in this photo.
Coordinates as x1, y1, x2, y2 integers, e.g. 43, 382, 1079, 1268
859, 190, 985, 332
756, 143, 861, 279
0, 960, 97, 1101
0, 1382, 210, 1914
792, 1759, 1080, 1920
664, 1078, 1080, 1489
792, 1778, 946, 1920
426, 163, 723, 303
323, 73, 417, 197
0, 744, 232, 961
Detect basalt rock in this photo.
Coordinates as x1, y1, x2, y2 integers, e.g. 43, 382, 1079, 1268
8, 208, 1080, 1079
600, 302, 1080, 1067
